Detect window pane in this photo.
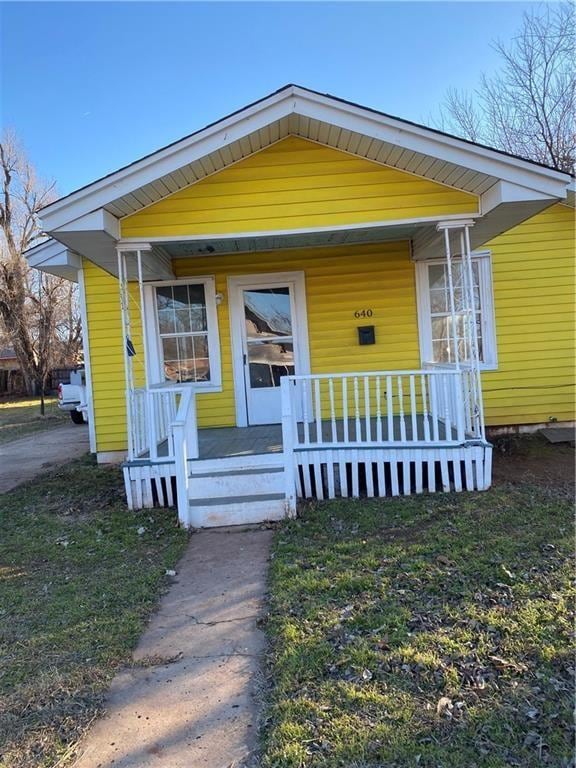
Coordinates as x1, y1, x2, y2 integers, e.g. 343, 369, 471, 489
247, 341, 294, 388
156, 284, 207, 334
432, 339, 451, 363
171, 285, 189, 309
175, 308, 191, 333
161, 334, 211, 383
156, 285, 175, 310
158, 308, 176, 335
189, 285, 207, 332
177, 336, 195, 382
192, 335, 210, 382
431, 317, 449, 340
430, 288, 447, 313
244, 288, 292, 339
429, 265, 446, 289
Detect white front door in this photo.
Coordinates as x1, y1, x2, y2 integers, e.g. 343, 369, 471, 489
230, 273, 309, 426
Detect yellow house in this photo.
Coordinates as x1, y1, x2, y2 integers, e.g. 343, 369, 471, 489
27, 85, 575, 527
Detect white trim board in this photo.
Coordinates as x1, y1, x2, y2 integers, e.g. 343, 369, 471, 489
117, 213, 481, 246
415, 251, 498, 370
228, 271, 311, 427
78, 265, 97, 453
143, 276, 222, 391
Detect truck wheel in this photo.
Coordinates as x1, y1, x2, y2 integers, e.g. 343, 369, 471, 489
70, 410, 85, 425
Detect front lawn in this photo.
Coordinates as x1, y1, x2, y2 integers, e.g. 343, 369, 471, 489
0, 396, 68, 445
263, 452, 574, 766
0, 456, 188, 768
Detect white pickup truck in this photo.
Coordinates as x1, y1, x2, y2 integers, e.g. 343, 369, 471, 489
57, 369, 89, 424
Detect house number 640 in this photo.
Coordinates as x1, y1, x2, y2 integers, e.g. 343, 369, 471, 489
354, 309, 373, 318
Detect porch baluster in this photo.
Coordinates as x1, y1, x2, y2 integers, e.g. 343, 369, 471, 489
314, 377, 323, 445
409, 375, 418, 441
421, 374, 431, 442
328, 378, 337, 443
301, 379, 310, 445
364, 376, 372, 442
398, 376, 407, 442
353, 377, 361, 442
375, 376, 383, 443
386, 375, 393, 441
342, 377, 349, 443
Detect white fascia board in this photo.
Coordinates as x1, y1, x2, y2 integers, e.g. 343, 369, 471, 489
292, 89, 570, 198
39, 86, 572, 234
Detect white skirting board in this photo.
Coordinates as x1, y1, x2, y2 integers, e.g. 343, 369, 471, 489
294, 444, 492, 500
123, 444, 493, 512
123, 463, 176, 510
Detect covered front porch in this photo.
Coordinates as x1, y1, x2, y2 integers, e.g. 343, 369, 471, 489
118, 217, 491, 526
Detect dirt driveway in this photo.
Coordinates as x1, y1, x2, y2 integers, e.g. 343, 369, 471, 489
0, 422, 90, 492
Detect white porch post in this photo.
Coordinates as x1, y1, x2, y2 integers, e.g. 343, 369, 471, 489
436, 220, 485, 442
117, 244, 152, 460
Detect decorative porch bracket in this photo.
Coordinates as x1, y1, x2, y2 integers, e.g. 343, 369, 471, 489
436, 220, 485, 441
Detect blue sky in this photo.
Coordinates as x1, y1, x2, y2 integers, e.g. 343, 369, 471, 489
1, 1, 537, 196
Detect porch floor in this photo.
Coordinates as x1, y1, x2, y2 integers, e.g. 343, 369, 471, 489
197, 414, 461, 460
199, 424, 283, 459
146, 415, 463, 462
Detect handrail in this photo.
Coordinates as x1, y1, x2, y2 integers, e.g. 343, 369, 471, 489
171, 387, 198, 526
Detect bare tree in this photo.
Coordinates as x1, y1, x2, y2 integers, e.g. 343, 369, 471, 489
0, 132, 82, 411
439, 3, 575, 173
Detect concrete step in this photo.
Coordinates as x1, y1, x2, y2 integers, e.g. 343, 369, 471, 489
188, 493, 286, 528
188, 466, 284, 499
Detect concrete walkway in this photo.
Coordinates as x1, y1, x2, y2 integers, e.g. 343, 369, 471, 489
0, 422, 90, 492
72, 526, 273, 768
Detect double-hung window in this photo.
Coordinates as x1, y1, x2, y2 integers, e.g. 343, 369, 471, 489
152, 278, 221, 388
417, 253, 497, 368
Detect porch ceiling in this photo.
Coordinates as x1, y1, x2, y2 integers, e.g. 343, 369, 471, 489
154, 220, 432, 261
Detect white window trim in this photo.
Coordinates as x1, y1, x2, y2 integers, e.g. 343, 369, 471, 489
143, 276, 222, 391
415, 250, 498, 370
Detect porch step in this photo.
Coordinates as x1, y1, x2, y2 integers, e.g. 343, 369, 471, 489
188, 493, 286, 527
188, 465, 284, 499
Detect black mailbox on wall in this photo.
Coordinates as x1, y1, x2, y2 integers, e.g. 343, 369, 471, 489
358, 325, 375, 345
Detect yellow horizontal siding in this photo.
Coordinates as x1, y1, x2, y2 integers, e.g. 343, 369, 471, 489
482, 203, 575, 426
86, 197, 574, 451
174, 241, 420, 429
83, 259, 145, 452
85, 243, 420, 451
121, 136, 478, 238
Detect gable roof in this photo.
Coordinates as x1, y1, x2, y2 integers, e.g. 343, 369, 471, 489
39, 84, 570, 235
42, 83, 568, 214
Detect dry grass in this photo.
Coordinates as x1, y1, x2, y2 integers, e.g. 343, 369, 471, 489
0, 397, 68, 445
262, 442, 574, 767
0, 456, 188, 767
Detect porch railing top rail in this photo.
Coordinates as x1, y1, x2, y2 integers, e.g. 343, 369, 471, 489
285, 368, 466, 381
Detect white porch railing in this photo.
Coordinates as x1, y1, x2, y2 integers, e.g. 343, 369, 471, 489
129, 386, 198, 463
280, 369, 480, 451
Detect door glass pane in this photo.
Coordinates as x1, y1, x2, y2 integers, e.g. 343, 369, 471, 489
243, 287, 292, 339
247, 341, 294, 388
